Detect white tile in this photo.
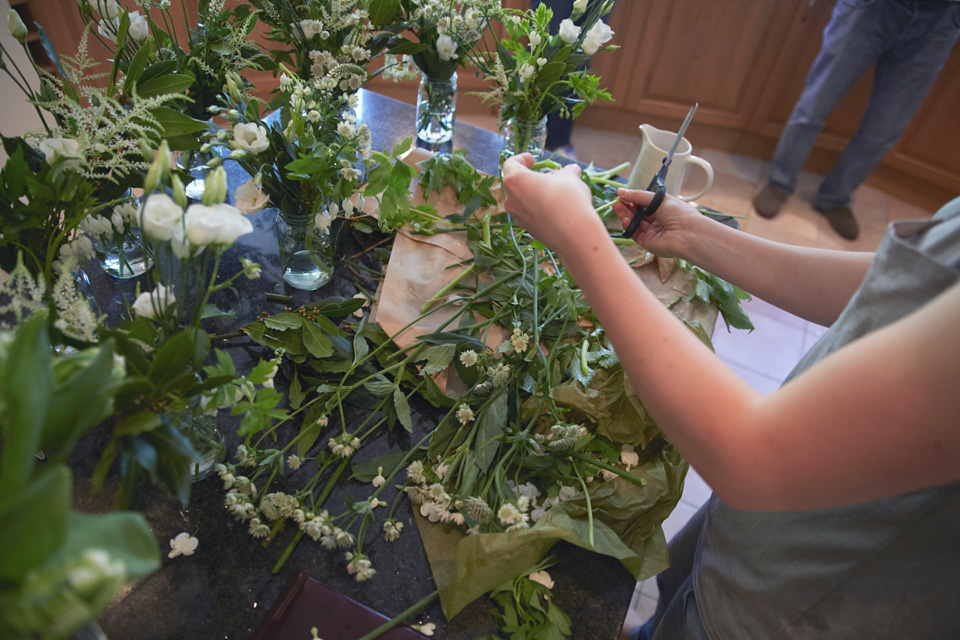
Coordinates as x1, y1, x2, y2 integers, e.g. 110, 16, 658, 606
711, 310, 806, 382
681, 466, 713, 509
661, 501, 698, 544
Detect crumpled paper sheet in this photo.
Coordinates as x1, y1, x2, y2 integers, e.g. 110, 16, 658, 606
369, 148, 717, 620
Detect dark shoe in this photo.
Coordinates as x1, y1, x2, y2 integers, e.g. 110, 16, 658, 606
753, 184, 790, 218
814, 204, 859, 240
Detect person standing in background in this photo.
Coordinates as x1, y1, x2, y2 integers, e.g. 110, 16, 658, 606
753, 0, 960, 241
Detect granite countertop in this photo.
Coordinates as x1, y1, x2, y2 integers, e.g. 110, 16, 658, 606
76, 90, 635, 640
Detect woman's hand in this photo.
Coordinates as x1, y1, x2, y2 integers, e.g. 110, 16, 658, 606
501, 153, 607, 257
613, 188, 705, 260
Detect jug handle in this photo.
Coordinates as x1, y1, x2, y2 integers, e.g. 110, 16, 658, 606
678, 156, 714, 202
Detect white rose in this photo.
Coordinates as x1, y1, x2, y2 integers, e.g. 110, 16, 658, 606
140, 193, 183, 242
183, 203, 253, 247
558, 18, 581, 44
436, 34, 458, 62
581, 20, 614, 56
231, 123, 269, 155
234, 180, 269, 215
132, 284, 175, 319
38, 137, 80, 165
127, 11, 149, 41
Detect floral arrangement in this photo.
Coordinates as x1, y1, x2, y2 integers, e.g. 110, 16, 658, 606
78, 0, 272, 124
248, 0, 383, 98
377, 0, 502, 81
473, 0, 617, 149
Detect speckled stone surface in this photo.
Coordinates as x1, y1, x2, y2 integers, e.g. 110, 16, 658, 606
76, 90, 634, 640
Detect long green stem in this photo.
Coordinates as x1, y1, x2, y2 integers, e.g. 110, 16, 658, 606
355, 589, 439, 640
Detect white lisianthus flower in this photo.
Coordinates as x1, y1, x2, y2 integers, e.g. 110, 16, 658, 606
234, 179, 269, 214
38, 137, 80, 165
140, 193, 184, 242
436, 34, 458, 61
168, 532, 199, 559
94, 0, 119, 19
127, 11, 149, 41
98, 18, 119, 43
581, 20, 614, 56
529, 570, 554, 589
231, 123, 269, 155
572, 0, 588, 15
183, 203, 253, 247
558, 18, 581, 44
529, 30, 542, 48
132, 283, 175, 319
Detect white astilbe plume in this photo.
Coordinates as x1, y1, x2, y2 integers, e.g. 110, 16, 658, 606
0, 255, 47, 330
28, 29, 187, 184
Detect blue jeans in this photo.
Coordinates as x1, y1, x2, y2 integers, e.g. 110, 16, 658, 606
769, 0, 960, 209
630, 506, 710, 640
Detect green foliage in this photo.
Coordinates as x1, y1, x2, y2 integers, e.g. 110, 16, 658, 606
0, 314, 160, 640
485, 568, 572, 640
677, 259, 755, 331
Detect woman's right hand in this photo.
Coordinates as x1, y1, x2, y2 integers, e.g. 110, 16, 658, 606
613, 188, 704, 260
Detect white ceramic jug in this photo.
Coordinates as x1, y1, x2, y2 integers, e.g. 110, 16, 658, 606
626, 124, 714, 201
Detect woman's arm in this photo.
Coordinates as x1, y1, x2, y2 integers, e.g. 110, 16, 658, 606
502, 155, 960, 511
614, 188, 874, 327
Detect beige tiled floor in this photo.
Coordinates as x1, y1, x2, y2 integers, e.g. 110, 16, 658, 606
459, 114, 941, 638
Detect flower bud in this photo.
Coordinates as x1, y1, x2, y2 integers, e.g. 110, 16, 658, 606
226, 72, 242, 104
212, 166, 228, 203
171, 173, 187, 208
156, 140, 171, 176
144, 161, 163, 194
140, 139, 154, 163
8, 9, 28, 43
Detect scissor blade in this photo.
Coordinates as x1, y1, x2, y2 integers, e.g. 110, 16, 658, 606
663, 103, 698, 165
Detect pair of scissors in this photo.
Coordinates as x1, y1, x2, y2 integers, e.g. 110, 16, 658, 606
621, 103, 698, 238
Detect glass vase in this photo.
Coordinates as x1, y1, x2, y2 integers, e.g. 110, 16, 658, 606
502, 115, 549, 159
169, 411, 226, 482
177, 145, 219, 201
274, 206, 334, 291
92, 226, 150, 279
415, 71, 457, 150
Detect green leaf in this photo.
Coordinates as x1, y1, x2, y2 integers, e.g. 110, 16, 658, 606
264, 312, 302, 330
301, 320, 334, 358
416, 343, 457, 377
136, 72, 196, 99
148, 331, 195, 392
474, 390, 507, 472
351, 449, 415, 482
40, 342, 118, 459
61, 510, 160, 580
122, 44, 153, 96
150, 107, 209, 137
393, 388, 413, 433
368, 0, 400, 25
36, 25, 76, 101
0, 313, 51, 510
289, 369, 305, 410
0, 466, 70, 582
363, 374, 395, 396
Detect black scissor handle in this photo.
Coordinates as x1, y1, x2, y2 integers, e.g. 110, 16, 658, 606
621, 187, 665, 238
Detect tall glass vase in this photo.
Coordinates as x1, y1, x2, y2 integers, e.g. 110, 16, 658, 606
415, 71, 457, 151
177, 146, 219, 201
502, 115, 549, 160
88, 193, 151, 279
274, 206, 334, 291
